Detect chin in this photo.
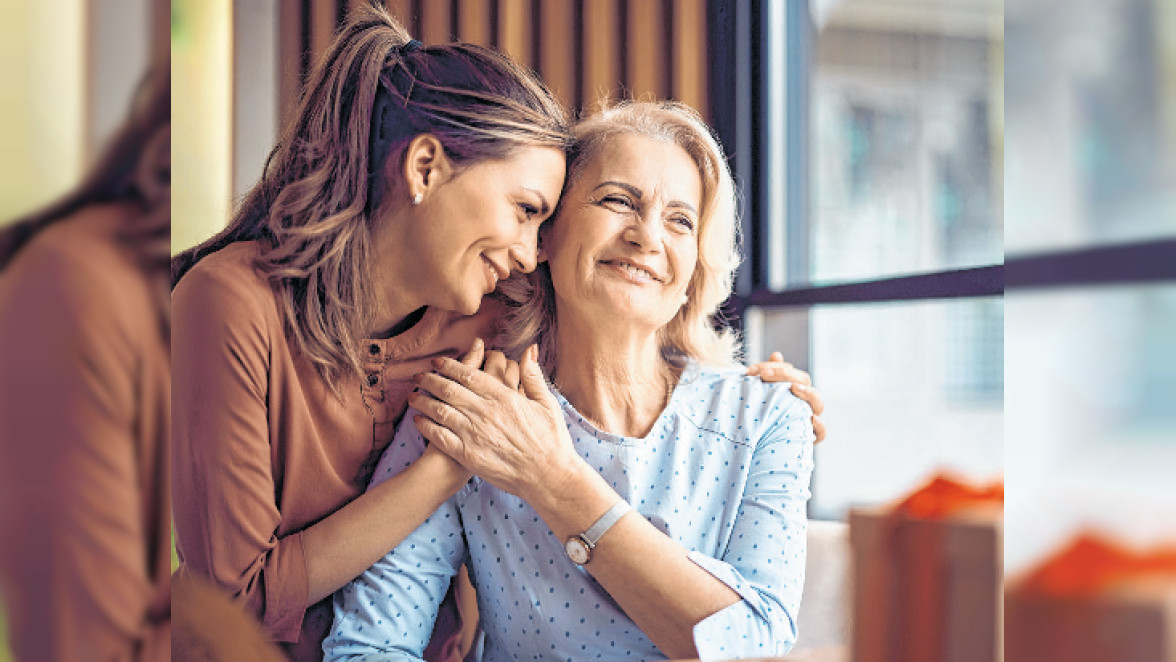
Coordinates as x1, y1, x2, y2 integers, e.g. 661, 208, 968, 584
456, 292, 485, 316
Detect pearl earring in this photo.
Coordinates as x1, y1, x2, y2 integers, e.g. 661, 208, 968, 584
411, 193, 423, 205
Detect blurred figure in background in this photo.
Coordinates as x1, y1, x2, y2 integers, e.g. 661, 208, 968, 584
0, 67, 171, 661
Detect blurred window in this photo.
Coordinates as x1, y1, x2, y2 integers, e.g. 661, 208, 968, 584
713, 0, 1005, 518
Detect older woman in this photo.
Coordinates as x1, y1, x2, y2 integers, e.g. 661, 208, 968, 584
324, 100, 815, 660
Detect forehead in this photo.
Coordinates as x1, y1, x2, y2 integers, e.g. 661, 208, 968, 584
580, 133, 702, 206
478, 146, 566, 191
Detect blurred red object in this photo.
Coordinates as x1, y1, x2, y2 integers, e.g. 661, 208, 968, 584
1007, 534, 1176, 662
850, 474, 1003, 662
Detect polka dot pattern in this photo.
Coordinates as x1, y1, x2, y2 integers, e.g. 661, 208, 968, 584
324, 360, 815, 661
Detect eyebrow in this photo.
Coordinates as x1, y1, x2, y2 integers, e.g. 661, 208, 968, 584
593, 180, 698, 215
522, 188, 552, 216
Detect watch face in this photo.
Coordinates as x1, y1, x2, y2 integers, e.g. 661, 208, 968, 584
565, 537, 590, 565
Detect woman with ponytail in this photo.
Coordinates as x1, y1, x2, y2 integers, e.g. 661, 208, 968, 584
171, 6, 569, 659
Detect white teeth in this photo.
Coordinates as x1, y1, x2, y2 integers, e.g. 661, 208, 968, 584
617, 261, 656, 281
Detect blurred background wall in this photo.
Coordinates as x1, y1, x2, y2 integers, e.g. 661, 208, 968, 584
0, 0, 165, 225
0, 3, 165, 660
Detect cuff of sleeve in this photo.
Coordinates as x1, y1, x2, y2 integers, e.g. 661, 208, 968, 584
687, 551, 791, 660
262, 530, 310, 642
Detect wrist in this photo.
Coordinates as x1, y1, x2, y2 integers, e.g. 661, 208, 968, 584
419, 444, 473, 489
526, 454, 616, 540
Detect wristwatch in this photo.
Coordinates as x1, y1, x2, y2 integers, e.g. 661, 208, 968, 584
564, 500, 632, 566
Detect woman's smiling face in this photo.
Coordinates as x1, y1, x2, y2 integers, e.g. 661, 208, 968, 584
544, 133, 702, 330
394, 144, 566, 317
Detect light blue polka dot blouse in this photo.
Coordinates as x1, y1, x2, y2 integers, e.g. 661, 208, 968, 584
324, 359, 815, 661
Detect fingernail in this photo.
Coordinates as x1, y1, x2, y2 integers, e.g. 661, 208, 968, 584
431, 358, 443, 370
474, 337, 484, 350
793, 383, 807, 391
412, 373, 422, 384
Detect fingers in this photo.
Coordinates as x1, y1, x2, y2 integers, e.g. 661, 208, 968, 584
483, 350, 521, 391
748, 351, 789, 377
519, 344, 552, 403
791, 382, 824, 415
413, 414, 465, 459
430, 355, 504, 399
812, 416, 827, 444
409, 386, 473, 431
459, 338, 485, 369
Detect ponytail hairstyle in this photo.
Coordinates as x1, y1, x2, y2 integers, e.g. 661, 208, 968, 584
172, 3, 571, 390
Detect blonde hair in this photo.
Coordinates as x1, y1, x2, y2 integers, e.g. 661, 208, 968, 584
172, 4, 571, 390
497, 100, 743, 371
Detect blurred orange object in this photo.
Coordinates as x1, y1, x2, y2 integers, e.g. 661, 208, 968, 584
1006, 534, 1176, 662
850, 474, 1003, 662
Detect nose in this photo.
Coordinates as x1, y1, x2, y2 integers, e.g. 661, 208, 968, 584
509, 225, 540, 274
623, 212, 664, 253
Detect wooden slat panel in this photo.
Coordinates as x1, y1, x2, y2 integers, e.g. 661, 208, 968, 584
277, 0, 304, 123
456, 0, 490, 45
626, 0, 666, 101
672, 0, 707, 119
496, 0, 531, 67
310, 0, 338, 67
582, 0, 620, 111
420, 0, 452, 44
538, 0, 575, 110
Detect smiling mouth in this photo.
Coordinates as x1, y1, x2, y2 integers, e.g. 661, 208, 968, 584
601, 259, 663, 283
482, 255, 506, 291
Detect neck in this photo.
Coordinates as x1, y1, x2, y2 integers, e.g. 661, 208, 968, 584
552, 308, 676, 438
366, 207, 426, 338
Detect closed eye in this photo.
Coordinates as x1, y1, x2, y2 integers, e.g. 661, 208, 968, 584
669, 214, 695, 232
519, 202, 540, 220
599, 194, 636, 211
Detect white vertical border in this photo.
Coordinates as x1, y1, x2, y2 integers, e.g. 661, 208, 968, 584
766, 0, 788, 291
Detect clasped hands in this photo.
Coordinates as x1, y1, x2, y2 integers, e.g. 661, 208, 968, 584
408, 339, 827, 502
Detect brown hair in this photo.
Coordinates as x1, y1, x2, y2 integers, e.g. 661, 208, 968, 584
171, 4, 570, 389
497, 100, 743, 372
0, 66, 170, 271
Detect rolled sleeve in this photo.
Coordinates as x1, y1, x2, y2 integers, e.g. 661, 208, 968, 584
691, 393, 815, 660
323, 410, 467, 661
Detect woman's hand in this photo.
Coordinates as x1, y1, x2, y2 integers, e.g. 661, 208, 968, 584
409, 340, 579, 502
746, 351, 827, 443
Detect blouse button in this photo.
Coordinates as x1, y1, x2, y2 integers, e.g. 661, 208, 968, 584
366, 373, 380, 387
368, 343, 381, 356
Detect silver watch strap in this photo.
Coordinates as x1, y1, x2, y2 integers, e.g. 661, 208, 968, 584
582, 500, 633, 546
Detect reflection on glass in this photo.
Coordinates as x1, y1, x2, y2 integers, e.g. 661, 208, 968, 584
1006, 284, 1176, 572
810, 1, 1003, 285
1006, 0, 1176, 252
746, 297, 1004, 520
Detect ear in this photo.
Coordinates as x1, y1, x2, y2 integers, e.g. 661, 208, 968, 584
401, 134, 453, 202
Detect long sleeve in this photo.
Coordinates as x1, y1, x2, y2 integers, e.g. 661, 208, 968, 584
0, 224, 169, 662
323, 410, 467, 662
689, 392, 815, 659
171, 264, 309, 641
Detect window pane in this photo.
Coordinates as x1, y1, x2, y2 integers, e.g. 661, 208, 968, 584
1006, 0, 1176, 252
1006, 284, 1176, 572
746, 297, 1004, 520
809, 1, 1004, 285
